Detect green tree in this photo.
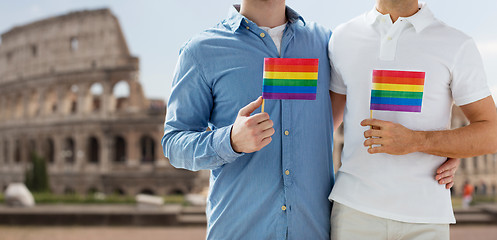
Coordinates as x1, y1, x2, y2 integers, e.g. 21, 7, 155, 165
25, 153, 50, 193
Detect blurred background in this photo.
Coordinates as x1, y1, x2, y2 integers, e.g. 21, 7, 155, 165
0, 1, 496, 239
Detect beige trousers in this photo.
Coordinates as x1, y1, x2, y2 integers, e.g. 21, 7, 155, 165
330, 202, 450, 240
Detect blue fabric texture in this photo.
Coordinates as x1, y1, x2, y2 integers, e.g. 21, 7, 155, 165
162, 5, 334, 240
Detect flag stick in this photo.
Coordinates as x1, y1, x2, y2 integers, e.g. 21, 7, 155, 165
261, 98, 265, 113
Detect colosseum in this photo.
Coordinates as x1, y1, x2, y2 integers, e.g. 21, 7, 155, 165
0, 9, 208, 196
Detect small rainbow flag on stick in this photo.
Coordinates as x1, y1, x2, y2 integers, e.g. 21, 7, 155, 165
370, 70, 425, 112
263, 58, 319, 100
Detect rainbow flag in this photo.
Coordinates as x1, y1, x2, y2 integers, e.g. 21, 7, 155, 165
370, 70, 425, 112
263, 58, 319, 100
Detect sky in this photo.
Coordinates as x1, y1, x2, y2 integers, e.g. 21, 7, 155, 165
1, 0, 496, 102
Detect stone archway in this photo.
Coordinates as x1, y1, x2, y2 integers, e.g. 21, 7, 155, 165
169, 188, 185, 195
112, 80, 130, 112
87, 187, 99, 195
28, 139, 36, 157
114, 136, 126, 163
14, 140, 21, 163
27, 89, 40, 117
87, 136, 99, 164
44, 88, 58, 115
63, 138, 75, 163
14, 94, 23, 119
2, 140, 9, 164
89, 82, 103, 113
64, 187, 75, 195
44, 138, 55, 164
114, 187, 126, 196
67, 85, 79, 115
140, 188, 155, 195
0, 96, 5, 121
140, 135, 155, 163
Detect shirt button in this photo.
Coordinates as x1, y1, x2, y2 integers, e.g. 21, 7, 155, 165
260, 32, 265, 38
281, 205, 287, 211
284, 130, 289, 136
246, 26, 250, 30
387, 36, 392, 41
285, 170, 290, 175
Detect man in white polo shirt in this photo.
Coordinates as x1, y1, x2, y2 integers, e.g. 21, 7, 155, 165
329, 0, 497, 239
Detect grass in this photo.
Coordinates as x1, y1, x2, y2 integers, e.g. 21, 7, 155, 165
452, 197, 463, 209
452, 196, 497, 209
32, 192, 135, 204
472, 195, 497, 204
164, 194, 187, 205
0, 193, 187, 205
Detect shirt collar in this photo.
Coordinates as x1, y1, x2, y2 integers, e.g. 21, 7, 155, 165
403, 2, 435, 33
365, 6, 384, 25
365, 2, 435, 33
227, 4, 305, 32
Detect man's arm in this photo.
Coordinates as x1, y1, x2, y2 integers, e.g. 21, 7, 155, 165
331, 90, 459, 188
162, 48, 239, 171
362, 96, 497, 157
330, 91, 346, 132
162, 48, 273, 171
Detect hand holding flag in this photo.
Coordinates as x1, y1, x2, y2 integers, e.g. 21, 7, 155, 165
363, 69, 426, 154
361, 118, 421, 155
230, 97, 275, 153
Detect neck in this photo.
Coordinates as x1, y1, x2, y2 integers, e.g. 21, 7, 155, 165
240, 0, 286, 28
376, 0, 419, 23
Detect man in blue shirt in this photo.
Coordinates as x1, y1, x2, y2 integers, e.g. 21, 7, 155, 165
162, 1, 334, 239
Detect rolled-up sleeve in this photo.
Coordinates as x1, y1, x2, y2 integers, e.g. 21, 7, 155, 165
161, 47, 243, 171
450, 39, 491, 106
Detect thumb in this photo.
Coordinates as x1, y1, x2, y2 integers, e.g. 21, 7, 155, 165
238, 96, 263, 116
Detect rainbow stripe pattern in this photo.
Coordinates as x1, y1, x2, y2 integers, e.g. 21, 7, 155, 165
370, 70, 425, 112
263, 58, 319, 100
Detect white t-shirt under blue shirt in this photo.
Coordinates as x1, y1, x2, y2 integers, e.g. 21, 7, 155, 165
261, 23, 287, 55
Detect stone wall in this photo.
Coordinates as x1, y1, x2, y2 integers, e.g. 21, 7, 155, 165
0, 9, 207, 196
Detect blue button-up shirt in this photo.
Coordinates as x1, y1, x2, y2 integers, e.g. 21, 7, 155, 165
162, 5, 334, 240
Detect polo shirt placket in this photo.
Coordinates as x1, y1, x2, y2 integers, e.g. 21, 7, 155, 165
378, 16, 410, 61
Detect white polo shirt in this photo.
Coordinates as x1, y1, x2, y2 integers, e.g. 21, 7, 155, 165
329, 2, 490, 224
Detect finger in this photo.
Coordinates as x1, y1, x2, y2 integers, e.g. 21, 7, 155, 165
257, 119, 274, 131
446, 182, 454, 189
247, 112, 270, 126
436, 158, 456, 174
239, 96, 263, 116
360, 118, 388, 128
258, 137, 273, 149
260, 127, 275, 139
364, 129, 383, 138
435, 168, 456, 181
367, 145, 385, 154
438, 176, 453, 185
436, 158, 460, 174
364, 138, 383, 147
